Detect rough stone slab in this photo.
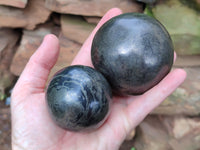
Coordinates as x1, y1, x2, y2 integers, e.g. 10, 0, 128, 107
174, 55, 200, 67
84, 16, 101, 24
45, 0, 143, 17
134, 115, 171, 150
179, 0, 200, 11
0, 0, 51, 30
171, 34, 200, 55
150, 0, 200, 55
0, 28, 20, 100
134, 115, 200, 150
172, 117, 200, 139
10, 25, 81, 80
0, 0, 28, 8
0, 29, 20, 69
152, 0, 200, 36
152, 67, 200, 116
136, 0, 157, 4
61, 15, 96, 44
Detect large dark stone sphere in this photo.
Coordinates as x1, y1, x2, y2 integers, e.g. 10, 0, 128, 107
91, 13, 174, 95
45, 65, 112, 131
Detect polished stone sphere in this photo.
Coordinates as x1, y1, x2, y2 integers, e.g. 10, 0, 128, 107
45, 65, 112, 131
91, 13, 174, 95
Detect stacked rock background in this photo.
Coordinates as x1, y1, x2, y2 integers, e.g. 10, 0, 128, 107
0, 0, 200, 149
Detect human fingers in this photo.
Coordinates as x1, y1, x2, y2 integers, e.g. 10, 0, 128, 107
71, 8, 122, 66
12, 34, 60, 97
125, 68, 186, 127
174, 52, 176, 62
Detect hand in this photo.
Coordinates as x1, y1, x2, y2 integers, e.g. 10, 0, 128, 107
11, 8, 187, 150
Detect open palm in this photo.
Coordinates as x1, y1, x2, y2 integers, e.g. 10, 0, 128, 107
11, 8, 186, 150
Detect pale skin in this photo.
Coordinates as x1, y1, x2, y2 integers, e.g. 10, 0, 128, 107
11, 8, 187, 150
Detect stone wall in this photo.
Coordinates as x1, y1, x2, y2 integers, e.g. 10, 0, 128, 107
0, 0, 200, 149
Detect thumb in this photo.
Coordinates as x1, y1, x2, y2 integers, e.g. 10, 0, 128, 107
12, 34, 60, 97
